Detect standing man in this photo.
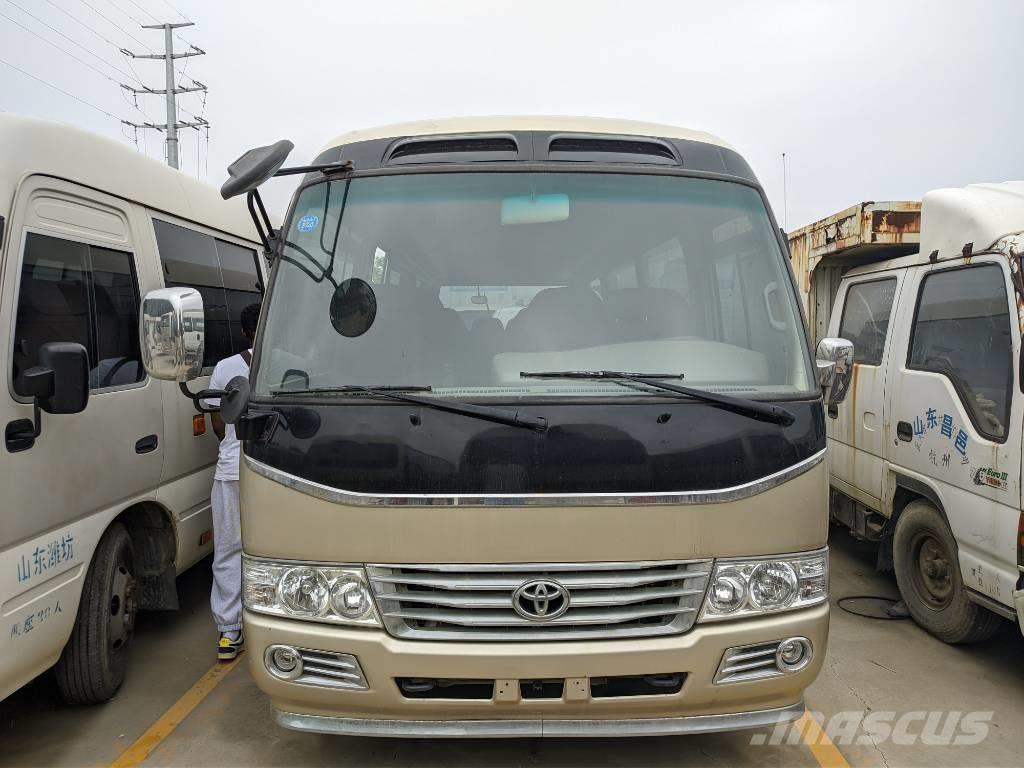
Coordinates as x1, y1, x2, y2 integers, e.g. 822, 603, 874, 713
206, 302, 261, 660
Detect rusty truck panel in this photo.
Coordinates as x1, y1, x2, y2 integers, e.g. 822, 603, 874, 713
788, 201, 921, 346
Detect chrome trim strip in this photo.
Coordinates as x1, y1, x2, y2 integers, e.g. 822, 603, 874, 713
274, 702, 804, 738
244, 449, 825, 507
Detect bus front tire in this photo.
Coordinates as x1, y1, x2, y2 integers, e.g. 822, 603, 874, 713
55, 522, 137, 703
893, 500, 1002, 644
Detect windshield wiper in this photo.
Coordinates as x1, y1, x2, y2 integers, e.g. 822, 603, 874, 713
272, 385, 548, 432
520, 370, 794, 426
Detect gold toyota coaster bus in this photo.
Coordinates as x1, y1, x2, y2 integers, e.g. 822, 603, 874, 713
139, 117, 853, 737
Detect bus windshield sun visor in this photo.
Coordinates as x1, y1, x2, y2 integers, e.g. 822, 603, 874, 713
519, 371, 795, 426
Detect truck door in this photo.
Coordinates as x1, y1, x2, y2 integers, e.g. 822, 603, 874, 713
0, 179, 163, 696
827, 274, 902, 510
888, 258, 1022, 608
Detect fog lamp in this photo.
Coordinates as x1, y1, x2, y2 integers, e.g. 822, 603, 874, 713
775, 637, 812, 671
265, 644, 303, 680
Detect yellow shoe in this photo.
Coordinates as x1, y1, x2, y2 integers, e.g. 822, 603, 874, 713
218, 632, 245, 661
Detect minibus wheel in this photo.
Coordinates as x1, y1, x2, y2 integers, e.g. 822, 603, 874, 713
893, 500, 1002, 644
54, 522, 137, 703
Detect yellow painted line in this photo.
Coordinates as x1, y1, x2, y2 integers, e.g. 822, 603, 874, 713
795, 708, 850, 768
109, 655, 243, 768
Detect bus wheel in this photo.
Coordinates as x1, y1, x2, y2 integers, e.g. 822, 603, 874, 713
893, 500, 1001, 644
55, 522, 137, 703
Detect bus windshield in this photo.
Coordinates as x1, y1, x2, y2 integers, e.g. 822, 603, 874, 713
255, 172, 814, 399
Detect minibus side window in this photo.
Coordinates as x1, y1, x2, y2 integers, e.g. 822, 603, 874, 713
838, 278, 896, 366
215, 237, 264, 355
12, 232, 144, 394
153, 219, 263, 367
908, 264, 1012, 440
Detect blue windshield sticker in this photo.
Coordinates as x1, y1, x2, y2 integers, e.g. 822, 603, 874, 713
297, 214, 320, 233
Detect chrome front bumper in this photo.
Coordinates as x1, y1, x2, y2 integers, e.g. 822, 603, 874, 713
275, 701, 805, 738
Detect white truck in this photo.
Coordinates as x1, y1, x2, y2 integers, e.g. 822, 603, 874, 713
791, 183, 1024, 642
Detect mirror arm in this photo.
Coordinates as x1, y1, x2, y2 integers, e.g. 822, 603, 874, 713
273, 160, 353, 178
246, 189, 278, 258
178, 381, 226, 414
9, 400, 43, 441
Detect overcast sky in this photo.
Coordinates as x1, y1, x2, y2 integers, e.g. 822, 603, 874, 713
2, 0, 1022, 227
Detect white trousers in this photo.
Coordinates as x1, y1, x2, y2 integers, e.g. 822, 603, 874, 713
210, 479, 243, 633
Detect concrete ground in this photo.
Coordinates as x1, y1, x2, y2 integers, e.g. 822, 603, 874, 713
2, 527, 1021, 767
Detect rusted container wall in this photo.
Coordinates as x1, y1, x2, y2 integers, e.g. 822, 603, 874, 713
787, 201, 921, 347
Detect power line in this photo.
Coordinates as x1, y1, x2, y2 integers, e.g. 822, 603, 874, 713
0, 3, 157, 130
76, 0, 156, 53
157, 0, 190, 23
0, 56, 121, 121
124, 0, 159, 24
0, 8, 131, 86
39, 0, 129, 52
1, 0, 140, 84
71, 0, 201, 86
100, 0, 149, 30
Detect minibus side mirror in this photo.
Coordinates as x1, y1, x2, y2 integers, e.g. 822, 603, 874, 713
140, 287, 205, 383
34, 342, 90, 414
5, 342, 89, 452
815, 337, 854, 406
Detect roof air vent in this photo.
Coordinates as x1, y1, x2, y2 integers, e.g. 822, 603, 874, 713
547, 135, 680, 165
386, 135, 519, 165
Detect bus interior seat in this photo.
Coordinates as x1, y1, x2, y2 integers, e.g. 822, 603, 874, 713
505, 286, 607, 351
603, 287, 699, 341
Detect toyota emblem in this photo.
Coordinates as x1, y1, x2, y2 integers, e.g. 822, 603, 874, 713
512, 579, 570, 621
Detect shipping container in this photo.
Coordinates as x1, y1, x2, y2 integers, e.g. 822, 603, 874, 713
788, 201, 920, 346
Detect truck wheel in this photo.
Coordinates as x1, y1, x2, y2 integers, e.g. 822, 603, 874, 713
893, 500, 1002, 644
55, 522, 137, 703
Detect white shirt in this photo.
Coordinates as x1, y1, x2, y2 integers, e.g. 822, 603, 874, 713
204, 350, 251, 481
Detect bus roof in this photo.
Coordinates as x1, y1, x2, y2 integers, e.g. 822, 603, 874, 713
0, 114, 258, 242
319, 115, 734, 154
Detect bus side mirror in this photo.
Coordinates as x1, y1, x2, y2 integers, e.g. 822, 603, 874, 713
816, 337, 854, 405
5, 342, 89, 452
140, 287, 205, 382
34, 342, 90, 414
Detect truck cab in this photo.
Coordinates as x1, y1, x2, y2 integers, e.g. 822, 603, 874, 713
821, 182, 1024, 641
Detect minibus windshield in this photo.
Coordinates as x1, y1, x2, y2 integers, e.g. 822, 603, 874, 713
255, 172, 814, 399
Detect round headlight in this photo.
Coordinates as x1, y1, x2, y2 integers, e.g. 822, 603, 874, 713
748, 562, 798, 609
709, 571, 747, 613
330, 577, 373, 619
278, 567, 330, 616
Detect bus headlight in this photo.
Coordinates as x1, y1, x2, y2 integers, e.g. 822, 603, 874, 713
243, 556, 380, 627
699, 549, 828, 622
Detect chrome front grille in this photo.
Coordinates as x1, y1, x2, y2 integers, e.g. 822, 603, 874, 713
366, 560, 711, 641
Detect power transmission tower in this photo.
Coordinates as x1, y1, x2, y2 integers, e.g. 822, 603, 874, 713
121, 22, 207, 169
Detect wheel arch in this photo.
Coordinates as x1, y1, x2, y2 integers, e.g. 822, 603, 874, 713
112, 500, 180, 611
878, 472, 952, 571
